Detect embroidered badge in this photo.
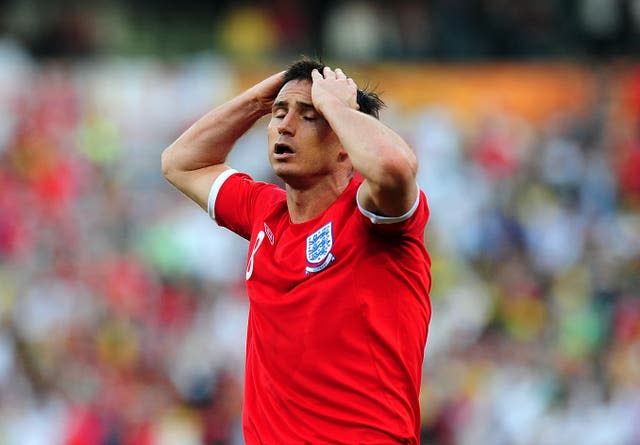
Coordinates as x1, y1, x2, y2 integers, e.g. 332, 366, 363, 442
305, 222, 335, 274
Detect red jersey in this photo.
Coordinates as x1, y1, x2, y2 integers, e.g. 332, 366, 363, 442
209, 169, 431, 444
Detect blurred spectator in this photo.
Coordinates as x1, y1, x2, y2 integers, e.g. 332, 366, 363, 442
322, 1, 392, 61
269, 0, 311, 57
217, 2, 277, 60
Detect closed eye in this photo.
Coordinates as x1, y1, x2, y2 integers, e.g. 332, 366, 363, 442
272, 105, 287, 118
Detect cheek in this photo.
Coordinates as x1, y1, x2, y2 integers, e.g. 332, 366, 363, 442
308, 121, 335, 144
266, 124, 278, 144
317, 129, 340, 152
267, 119, 277, 134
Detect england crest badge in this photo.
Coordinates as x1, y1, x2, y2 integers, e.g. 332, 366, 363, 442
305, 222, 335, 274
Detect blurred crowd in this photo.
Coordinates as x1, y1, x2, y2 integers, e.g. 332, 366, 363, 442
413, 69, 640, 443
1, 32, 640, 445
2, 0, 640, 60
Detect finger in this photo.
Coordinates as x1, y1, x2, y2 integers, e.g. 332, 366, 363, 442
323, 66, 335, 80
311, 69, 322, 81
335, 68, 347, 80
347, 78, 357, 89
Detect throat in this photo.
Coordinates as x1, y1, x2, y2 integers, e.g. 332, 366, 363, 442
286, 178, 351, 224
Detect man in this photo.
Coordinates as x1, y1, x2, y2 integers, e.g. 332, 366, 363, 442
162, 58, 431, 444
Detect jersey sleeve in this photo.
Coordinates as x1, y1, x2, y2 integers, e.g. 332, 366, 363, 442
356, 183, 429, 237
207, 169, 284, 240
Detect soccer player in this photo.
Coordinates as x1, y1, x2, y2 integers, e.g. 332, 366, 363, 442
161, 58, 431, 444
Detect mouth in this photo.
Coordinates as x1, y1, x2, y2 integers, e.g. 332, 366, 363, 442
273, 142, 295, 159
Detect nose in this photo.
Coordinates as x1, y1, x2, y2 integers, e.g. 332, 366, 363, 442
277, 111, 295, 136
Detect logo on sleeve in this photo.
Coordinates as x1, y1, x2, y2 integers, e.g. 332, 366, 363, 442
264, 222, 275, 245
305, 222, 335, 274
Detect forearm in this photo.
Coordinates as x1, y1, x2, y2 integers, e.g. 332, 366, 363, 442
161, 70, 284, 211
161, 90, 266, 178
320, 98, 417, 188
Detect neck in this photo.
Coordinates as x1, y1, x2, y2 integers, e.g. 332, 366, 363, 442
285, 173, 352, 224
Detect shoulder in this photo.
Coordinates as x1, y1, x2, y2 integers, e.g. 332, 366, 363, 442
208, 169, 285, 221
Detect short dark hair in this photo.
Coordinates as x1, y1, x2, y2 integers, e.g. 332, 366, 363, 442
282, 57, 385, 119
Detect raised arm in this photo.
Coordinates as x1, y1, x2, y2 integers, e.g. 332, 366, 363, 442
161, 71, 285, 210
310, 67, 418, 218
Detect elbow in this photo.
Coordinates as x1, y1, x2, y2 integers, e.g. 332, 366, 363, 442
376, 149, 417, 190
161, 145, 176, 182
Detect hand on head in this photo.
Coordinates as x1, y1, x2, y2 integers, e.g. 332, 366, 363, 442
311, 66, 360, 113
251, 70, 287, 115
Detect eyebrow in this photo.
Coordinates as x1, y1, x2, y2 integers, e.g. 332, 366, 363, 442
272, 100, 316, 111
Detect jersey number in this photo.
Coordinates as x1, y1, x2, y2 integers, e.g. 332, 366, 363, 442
246, 230, 265, 280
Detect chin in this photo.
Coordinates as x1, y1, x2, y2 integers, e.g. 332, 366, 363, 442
272, 166, 312, 188
273, 166, 301, 181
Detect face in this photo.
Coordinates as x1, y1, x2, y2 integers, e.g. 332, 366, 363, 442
267, 79, 345, 186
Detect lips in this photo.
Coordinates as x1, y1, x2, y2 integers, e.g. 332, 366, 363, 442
273, 142, 295, 159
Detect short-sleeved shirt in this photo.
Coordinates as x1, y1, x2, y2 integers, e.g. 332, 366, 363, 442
208, 169, 431, 444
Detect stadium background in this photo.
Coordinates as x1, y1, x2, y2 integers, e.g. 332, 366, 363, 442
1, 0, 639, 444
